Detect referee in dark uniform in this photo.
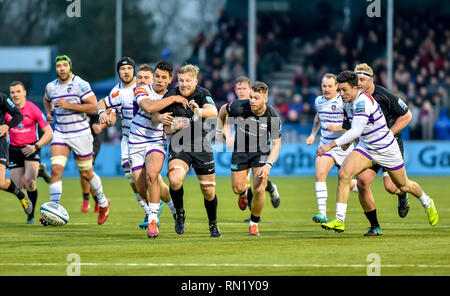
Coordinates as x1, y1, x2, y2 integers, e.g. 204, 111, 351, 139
354, 63, 412, 236
0, 91, 33, 215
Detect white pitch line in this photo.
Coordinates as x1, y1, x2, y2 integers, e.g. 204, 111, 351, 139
1, 262, 450, 269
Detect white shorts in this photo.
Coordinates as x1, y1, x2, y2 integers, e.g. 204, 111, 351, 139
128, 143, 166, 172
51, 131, 93, 158
121, 137, 130, 168
354, 141, 404, 171
321, 144, 354, 167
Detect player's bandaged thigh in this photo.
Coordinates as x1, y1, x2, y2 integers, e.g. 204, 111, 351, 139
51, 155, 68, 168
75, 158, 93, 171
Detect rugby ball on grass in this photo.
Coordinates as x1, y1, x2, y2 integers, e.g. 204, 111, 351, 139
40, 202, 69, 226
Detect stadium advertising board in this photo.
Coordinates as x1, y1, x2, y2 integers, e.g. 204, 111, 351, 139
29, 141, 450, 177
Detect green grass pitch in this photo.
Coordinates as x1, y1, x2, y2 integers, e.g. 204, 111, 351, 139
0, 176, 449, 276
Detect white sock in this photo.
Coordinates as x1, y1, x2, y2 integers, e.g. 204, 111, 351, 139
88, 173, 108, 208
249, 220, 258, 226
418, 192, 431, 208
165, 199, 176, 215
336, 203, 348, 222
315, 182, 327, 215
148, 202, 160, 222
49, 181, 62, 203
351, 179, 359, 192
134, 192, 148, 211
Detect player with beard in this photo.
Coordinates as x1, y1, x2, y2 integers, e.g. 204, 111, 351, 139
157, 64, 222, 238
42, 55, 110, 225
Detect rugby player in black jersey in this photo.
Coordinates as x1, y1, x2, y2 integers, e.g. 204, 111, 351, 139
217, 81, 282, 236
157, 64, 222, 238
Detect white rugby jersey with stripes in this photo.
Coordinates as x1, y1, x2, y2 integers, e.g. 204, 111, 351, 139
314, 94, 346, 145
128, 84, 166, 148
104, 81, 136, 138
338, 91, 396, 151
44, 75, 94, 138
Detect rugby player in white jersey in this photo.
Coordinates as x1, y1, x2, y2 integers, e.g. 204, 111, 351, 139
306, 73, 358, 224
127, 61, 187, 238
317, 71, 438, 233
42, 55, 110, 225
98, 60, 177, 229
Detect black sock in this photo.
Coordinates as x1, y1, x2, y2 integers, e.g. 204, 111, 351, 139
397, 192, 407, 199
250, 214, 261, 224
5, 181, 24, 200
83, 193, 90, 200
27, 190, 38, 218
170, 186, 184, 214
204, 195, 218, 225
92, 195, 98, 204
364, 209, 380, 228
266, 180, 274, 193
247, 188, 253, 209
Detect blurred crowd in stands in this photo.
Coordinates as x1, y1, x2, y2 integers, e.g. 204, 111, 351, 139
188, 7, 450, 140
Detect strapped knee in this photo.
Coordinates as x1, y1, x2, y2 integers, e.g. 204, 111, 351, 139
50, 155, 68, 168
75, 159, 93, 171
199, 180, 216, 190
167, 165, 186, 177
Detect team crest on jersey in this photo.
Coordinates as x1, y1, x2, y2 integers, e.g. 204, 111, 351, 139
67, 86, 72, 93
331, 104, 337, 111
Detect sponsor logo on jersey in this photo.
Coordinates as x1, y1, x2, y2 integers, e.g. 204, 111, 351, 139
397, 98, 408, 111
205, 96, 214, 105
355, 101, 365, 113
111, 90, 120, 98
134, 87, 148, 96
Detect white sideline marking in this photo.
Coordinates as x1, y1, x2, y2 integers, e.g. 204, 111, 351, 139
1, 262, 450, 269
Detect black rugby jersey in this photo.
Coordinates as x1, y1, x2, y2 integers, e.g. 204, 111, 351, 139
226, 99, 281, 153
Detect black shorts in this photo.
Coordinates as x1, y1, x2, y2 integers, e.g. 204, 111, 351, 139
368, 137, 404, 174
168, 148, 215, 175
231, 151, 269, 172
0, 137, 8, 166
8, 145, 41, 169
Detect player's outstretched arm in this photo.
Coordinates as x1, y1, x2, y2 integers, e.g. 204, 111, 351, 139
139, 95, 188, 114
